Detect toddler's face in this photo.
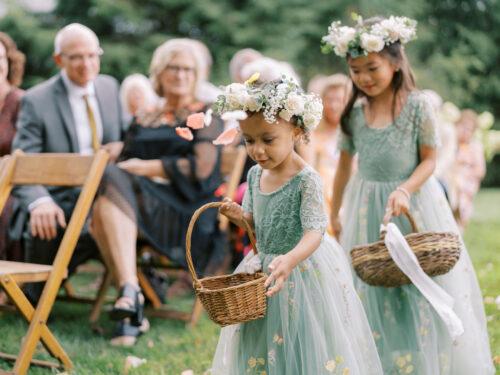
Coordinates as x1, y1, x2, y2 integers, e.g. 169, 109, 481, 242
240, 113, 299, 170
347, 53, 397, 98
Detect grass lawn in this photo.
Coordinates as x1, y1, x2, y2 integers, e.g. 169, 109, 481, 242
1, 189, 499, 374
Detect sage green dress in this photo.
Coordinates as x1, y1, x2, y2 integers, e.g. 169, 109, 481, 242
210, 165, 383, 375
339, 91, 494, 374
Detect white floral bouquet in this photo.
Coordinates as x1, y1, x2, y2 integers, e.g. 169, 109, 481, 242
322, 14, 417, 58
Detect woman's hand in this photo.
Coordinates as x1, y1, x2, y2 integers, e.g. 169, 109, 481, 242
101, 141, 124, 163
384, 189, 410, 222
264, 254, 295, 297
117, 158, 164, 178
330, 214, 342, 239
219, 197, 244, 224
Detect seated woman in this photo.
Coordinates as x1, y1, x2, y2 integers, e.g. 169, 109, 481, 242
0, 31, 25, 262
91, 39, 224, 346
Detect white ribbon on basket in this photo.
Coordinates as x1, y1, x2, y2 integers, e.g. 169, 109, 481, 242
234, 250, 262, 274
381, 222, 464, 339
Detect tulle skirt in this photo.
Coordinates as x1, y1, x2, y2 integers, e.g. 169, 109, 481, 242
340, 174, 494, 374
210, 235, 383, 375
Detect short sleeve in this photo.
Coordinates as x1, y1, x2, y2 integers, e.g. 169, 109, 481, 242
299, 170, 328, 233
416, 94, 441, 148
242, 166, 257, 213
338, 130, 355, 154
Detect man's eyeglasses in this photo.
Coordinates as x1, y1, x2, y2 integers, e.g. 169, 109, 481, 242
164, 65, 196, 74
60, 48, 104, 64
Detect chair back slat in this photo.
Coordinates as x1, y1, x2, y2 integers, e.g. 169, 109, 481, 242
11, 153, 94, 186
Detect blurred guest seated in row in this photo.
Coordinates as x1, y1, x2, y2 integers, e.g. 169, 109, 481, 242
90, 38, 225, 346
11, 23, 124, 303
0, 31, 25, 263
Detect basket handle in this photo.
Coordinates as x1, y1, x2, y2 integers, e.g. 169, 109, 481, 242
185, 201, 258, 287
381, 210, 419, 239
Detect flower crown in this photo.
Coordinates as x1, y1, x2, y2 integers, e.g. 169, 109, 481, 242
179, 74, 323, 146
322, 14, 417, 58
214, 74, 323, 131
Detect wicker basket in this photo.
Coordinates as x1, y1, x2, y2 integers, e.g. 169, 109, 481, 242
350, 212, 461, 287
186, 202, 267, 326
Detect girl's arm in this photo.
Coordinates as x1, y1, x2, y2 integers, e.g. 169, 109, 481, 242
330, 150, 353, 237
387, 94, 442, 220
264, 230, 322, 297
386, 145, 436, 219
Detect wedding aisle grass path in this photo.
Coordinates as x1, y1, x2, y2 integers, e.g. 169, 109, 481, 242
1, 189, 499, 374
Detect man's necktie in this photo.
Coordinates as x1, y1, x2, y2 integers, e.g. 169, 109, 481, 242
83, 94, 100, 152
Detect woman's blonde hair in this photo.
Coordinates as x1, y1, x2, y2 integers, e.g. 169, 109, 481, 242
149, 39, 206, 97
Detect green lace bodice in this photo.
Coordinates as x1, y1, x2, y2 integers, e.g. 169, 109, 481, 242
242, 165, 327, 255
339, 91, 439, 182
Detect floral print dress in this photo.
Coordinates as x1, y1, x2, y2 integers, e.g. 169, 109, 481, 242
210, 165, 383, 375
338, 91, 494, 374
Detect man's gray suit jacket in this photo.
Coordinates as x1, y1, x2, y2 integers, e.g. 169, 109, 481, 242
12, 73, 124, 209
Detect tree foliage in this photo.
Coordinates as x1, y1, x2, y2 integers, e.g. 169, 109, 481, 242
1, 0, 499, 182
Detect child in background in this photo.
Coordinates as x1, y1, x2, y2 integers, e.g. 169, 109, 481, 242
452, 109, 486, 230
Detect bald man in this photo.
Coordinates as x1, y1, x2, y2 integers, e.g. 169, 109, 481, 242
12, 23, 125, 302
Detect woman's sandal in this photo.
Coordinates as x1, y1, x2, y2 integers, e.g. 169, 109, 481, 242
110, 283, 145, 326
110, 317, 150, 347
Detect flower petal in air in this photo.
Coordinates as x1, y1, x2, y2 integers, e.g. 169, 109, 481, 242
213, 127, 239, 146
175, 127, 194, 141
221, 110, 248, 122
186, 112, 205, 129
204, 109, 213, 127
245, 72, 260, 85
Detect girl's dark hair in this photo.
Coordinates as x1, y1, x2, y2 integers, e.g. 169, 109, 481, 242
0, 32, 25, 87
340, 17, 416, 136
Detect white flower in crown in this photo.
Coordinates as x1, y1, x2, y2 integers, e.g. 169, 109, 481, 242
285, 92, 306, 116
245, 95, 262, 112
322, 22, 357, 57
225, 83, 248, 110
360, 33, 385, 53
278, 109, 293, 122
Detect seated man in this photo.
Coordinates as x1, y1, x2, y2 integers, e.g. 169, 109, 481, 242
11, 23, 124, 303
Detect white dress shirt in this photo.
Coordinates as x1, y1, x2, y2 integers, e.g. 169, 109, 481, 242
61, 70, 104, 155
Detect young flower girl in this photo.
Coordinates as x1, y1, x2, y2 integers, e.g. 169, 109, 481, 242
206, 76, 383, 374
325, 15, 494, 374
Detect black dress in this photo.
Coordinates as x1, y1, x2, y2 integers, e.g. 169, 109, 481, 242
99, 103, 225, 275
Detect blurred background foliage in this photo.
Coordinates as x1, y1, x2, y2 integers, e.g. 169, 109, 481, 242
1, 0, 499, 184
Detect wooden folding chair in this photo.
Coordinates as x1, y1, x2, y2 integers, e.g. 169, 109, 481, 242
90, 145, 248, 328
0, 150, 108, 374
